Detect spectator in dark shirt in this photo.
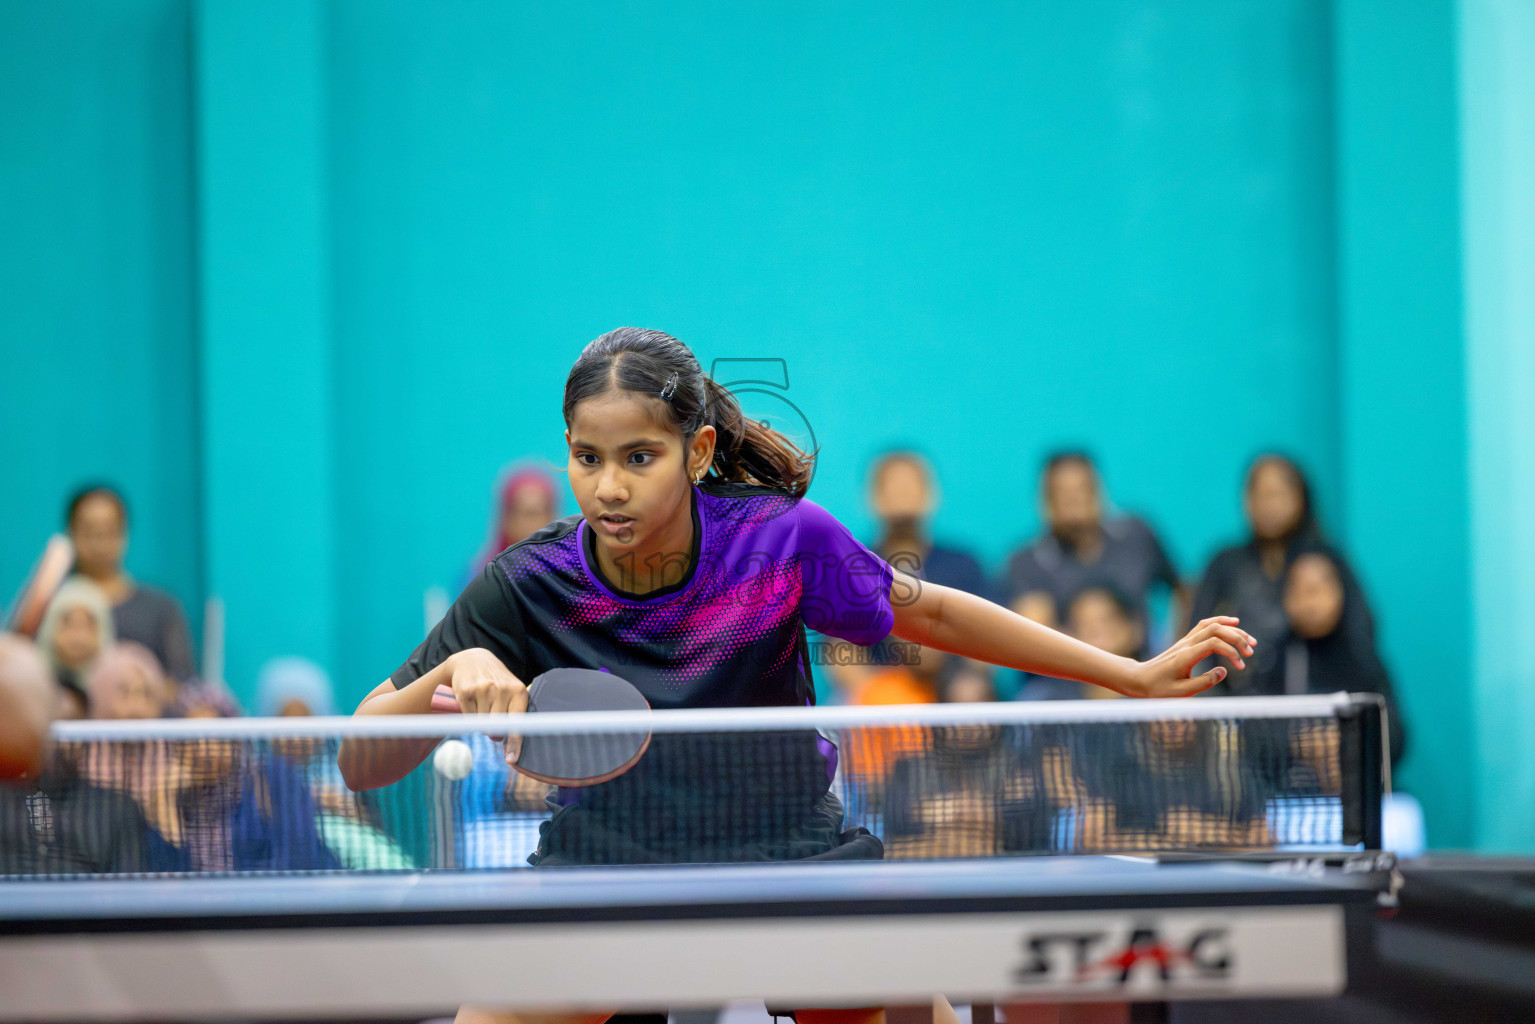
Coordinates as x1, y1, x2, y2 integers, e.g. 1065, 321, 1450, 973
1067, 718, 1273, 852
1255, 546, 1406, 768
86, 718, 341, 873
34, 578, 113, 719
828, 450, 991, 701
0, 753, 159, 875
882, 723, 1052, 859
1002, 453, 1182, 697
65, 485, 195, 683
1190, 455, 1375, 695
866, 450, 989, 596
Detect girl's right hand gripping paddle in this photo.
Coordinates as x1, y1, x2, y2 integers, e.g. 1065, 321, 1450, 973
430, 667, 652, 786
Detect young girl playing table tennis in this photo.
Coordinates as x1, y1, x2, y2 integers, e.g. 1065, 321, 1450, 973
339, 326, 1252, 1024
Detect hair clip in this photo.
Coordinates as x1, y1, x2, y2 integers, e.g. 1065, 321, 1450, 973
659, 372, 680, 401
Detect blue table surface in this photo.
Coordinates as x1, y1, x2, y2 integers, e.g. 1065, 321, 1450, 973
0, 856, 1386, 922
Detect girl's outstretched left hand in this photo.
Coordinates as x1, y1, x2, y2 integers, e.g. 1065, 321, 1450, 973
1122, 616, 1255, 698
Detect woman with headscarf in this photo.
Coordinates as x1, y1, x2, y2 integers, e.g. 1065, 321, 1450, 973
34, 578, 115, 718
253, 658, 413, 870
255, 657, 336, 718
166, 679, 340, 873
1190, 454, 1375, 695
76, 648, 337, 873
467, 464, 560, 580
1258, 544, 1406, 765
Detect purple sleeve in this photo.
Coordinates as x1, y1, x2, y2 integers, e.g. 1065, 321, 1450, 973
795, 498, 895, 646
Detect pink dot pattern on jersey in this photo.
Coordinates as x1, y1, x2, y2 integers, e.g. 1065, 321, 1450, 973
497, 488, 805, 689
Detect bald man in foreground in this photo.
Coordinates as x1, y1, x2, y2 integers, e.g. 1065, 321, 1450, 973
0, 633, 56, 778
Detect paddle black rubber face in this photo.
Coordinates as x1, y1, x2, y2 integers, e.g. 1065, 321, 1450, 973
515, 668, 652, 787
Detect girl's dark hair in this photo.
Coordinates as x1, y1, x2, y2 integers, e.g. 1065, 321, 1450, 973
1244, 453, 1318, 543
562, 327, 816, 497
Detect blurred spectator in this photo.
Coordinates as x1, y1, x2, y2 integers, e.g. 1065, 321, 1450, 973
0, 740, 162, 875
152, 693, 340, 873
1001, 453, 1183, 666
1021, 584, 1144, 701
256, 657, 336, 718
173, 679, 243, 719
938, 658, 998, 704
1068, 719, 1273, 852
867, 451, 989, 594
1262, 546, 1406, 765
468, 465, 560, 581
829, 451, 991, 701
254, 657, 413, 870
86, 643, 171, 721
34, 578, 112, 719
65, 485, 195, 682
1031, 585, 1275, 851
882, 723, 1052, 859
1068, 586, 1143, 665
77, 651, 334, 872
1190, 455, 1376, 695
839, 643, 945, 818
0, 634, 56, 779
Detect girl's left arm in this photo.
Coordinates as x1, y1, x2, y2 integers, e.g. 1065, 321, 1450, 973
887, 570, 1254, 699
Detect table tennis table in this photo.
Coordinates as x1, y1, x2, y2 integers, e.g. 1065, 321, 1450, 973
0, 853, 1398, 1022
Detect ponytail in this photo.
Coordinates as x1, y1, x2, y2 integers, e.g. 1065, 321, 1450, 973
563, 328, 817, 497
699, 377, 816, 497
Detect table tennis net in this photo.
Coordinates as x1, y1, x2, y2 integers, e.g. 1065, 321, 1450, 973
0, 695, 1387, 878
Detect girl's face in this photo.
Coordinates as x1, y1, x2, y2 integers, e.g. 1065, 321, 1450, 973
54, 607, 103, 669
566, 391, 714, 566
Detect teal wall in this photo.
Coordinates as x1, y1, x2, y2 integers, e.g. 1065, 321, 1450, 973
195, 0, 339, 715
2, 0, 1524, 850
0, 0, 202, 642
1333, 0, 1474, 846
1459, 0, 1535, 854
325, 0, 1343, 693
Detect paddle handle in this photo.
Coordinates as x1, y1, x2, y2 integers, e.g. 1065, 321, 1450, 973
430, 684, 460, 714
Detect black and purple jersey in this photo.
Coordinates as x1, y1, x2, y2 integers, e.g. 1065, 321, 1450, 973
391, 479, 895, 708
389, 480, 899, 865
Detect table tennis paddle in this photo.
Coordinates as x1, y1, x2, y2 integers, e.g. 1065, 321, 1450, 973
430, 667, 652, 786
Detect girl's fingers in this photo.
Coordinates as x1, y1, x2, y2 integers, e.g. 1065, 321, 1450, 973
1193, 637, 1244, 671
1206, 624, 1255, 654
1178, 666, 1226, 696
1187, 622, 1257, 651
488, 689, 513, 717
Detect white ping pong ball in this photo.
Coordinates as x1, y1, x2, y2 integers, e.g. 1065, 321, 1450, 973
433, 739, 474, 781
